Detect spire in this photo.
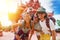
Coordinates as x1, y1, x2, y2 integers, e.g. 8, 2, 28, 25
33, 0, 40, 9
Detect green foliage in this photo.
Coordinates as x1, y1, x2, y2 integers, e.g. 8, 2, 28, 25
57, 20, 60, 26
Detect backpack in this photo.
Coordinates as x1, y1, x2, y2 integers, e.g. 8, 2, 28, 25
46, 18, 51, 32
46, 17, 55, 30
50, 17, 56, 25
46, 18, 55, 35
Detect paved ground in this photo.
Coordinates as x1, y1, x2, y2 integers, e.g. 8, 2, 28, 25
56, 33, 60, 40
50, 33, 60, 40
0, 32, 14, 40
0, 32, 60, 40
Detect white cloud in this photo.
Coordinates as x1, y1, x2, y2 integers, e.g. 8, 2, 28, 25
21, 0, 29, 4
39, 0, 53, 12
53, 15, 60, 20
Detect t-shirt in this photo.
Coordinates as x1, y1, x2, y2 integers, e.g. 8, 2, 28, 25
18, 19, 31, 33
39, 19, 55, 34
22, 28, 31, 33
34, 23, 42, 36
34, 23, 42, 31
17, 19, 24, 27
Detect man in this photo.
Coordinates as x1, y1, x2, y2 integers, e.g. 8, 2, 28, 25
0, 30, 3, 37
36, 7, 56, 40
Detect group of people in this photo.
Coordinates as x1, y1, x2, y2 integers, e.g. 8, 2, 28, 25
0, 0, 56, 40
13, 6, 56, 40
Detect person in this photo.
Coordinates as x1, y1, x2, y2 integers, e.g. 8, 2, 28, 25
0, 30, 3, 37
28, 14, 42, 40
14, 13, 31, 40
36, 7, 56, 40
14, 15, 25, 40
33, 14, 42, 40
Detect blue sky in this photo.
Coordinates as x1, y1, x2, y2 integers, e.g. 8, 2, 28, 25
39, 0, 60, 15
52, 0, 60, 15
39, 0, 60, 20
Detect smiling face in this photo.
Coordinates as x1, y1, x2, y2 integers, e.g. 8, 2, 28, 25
33, 16, 38, 23
38, 12, 46, 19
24, 13, 31, 22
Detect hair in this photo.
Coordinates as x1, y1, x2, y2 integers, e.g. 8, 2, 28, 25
44, 12, 48, 18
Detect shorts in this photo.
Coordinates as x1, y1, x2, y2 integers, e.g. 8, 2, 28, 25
40, 34, 51, 40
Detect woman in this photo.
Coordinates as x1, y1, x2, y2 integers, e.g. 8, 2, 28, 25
37, 7, 56, 40
28, 14, 42, 40
15, 13, 31, 40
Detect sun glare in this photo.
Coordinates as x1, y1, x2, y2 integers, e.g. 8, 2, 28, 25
0, 0, 19, 26
0, 16, 12, 27
7, 0, 18, 13
0, 0, 26, 26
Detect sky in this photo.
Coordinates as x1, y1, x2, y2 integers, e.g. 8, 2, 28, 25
52, 0, 60, 15
39, 0, 60, 15
39, 0, 60, 20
